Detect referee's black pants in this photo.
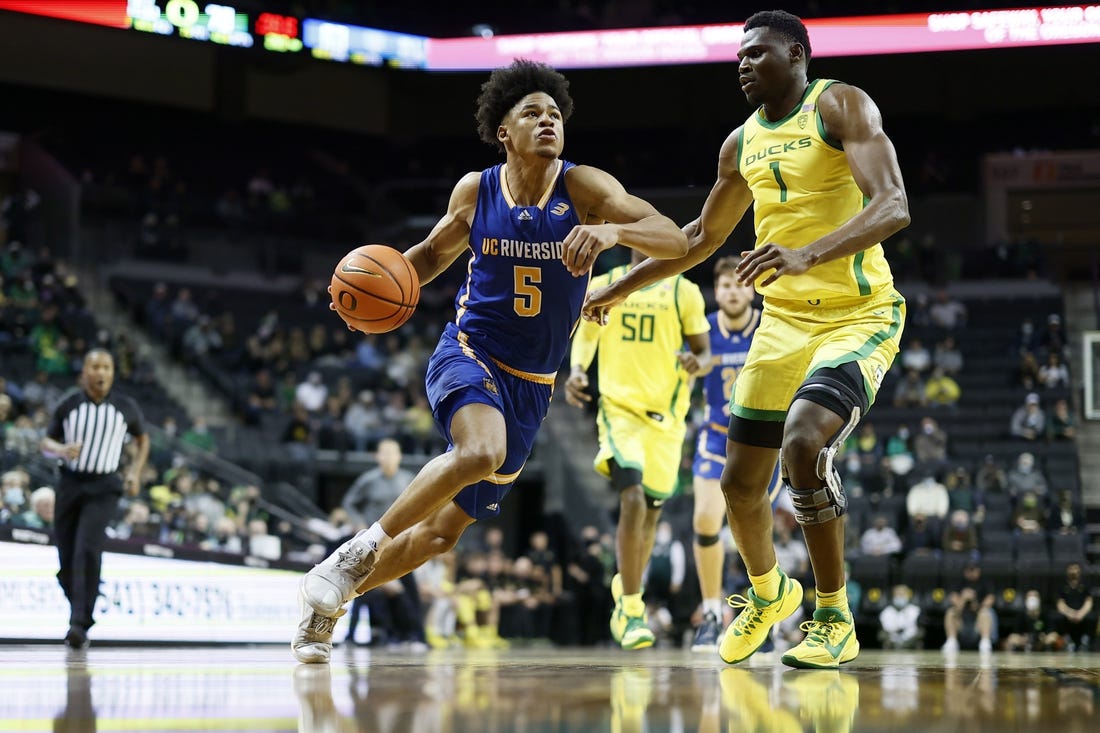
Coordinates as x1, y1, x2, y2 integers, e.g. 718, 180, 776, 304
55, 478, 120, 631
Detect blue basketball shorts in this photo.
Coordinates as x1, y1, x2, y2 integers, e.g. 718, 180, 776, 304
693, 422, 729, 480
425, 325, 553, 520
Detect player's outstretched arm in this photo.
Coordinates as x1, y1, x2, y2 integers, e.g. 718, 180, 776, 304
561, 165, 687, 276
583, 128, 753, 323
404, 172, 480, 286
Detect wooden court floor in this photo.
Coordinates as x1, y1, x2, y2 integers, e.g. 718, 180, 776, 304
2, 645, 1098, 732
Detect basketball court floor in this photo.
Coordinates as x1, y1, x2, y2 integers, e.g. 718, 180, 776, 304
3, 644, 1098, 731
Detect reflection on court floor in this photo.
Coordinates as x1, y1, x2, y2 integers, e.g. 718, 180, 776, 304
3, 646, 1097, 732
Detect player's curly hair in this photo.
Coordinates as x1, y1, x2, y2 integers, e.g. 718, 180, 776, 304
476, 59, 574, 153
744, 10, 812, 64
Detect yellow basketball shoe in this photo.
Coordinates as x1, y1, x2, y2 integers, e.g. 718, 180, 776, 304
781, 607, 860, 669
610, 607, 627, 645
785, 670, 860, 733
620, 613, 655, 650
719, 669, 801, 733
619, 596, 655, 650
719, 569, 804, 664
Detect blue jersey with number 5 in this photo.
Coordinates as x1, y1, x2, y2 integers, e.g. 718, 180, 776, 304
455, 160, 586, 377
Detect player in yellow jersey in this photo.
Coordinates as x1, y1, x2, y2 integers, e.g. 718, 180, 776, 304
584, 10, 909, 668
565, 248, 711, 649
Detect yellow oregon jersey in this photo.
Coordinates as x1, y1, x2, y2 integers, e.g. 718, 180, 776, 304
572, 265, 709, 422
738, 78, 894, 301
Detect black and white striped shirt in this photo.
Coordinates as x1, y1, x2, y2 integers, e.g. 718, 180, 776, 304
48, 388, 146, 476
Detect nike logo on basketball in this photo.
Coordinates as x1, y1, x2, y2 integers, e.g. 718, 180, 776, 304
744, 133, 757, 146
341, 262, 382, 277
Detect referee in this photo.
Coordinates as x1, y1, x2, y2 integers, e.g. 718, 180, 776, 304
40, 349, 148, 649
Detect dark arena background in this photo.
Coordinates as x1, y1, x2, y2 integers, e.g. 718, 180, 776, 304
0, 1, 1098, 731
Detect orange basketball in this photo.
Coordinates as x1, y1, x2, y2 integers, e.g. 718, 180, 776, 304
330, 244, 420, 334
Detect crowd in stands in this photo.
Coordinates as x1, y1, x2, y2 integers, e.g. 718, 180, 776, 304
122, 274, 451, 460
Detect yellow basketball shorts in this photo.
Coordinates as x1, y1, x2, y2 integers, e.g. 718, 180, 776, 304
731, 287, 906, 424
595, 397, 685, 501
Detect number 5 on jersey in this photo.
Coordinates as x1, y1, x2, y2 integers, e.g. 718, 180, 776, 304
514, 266, 542, 317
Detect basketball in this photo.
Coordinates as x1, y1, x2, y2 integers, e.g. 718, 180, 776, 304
329, 244, 420, 334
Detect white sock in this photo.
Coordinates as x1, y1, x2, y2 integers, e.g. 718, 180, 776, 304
361, 522, 392, 552
703, 598, 724, 618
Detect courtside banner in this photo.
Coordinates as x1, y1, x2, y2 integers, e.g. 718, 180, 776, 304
0, 540, 306, 643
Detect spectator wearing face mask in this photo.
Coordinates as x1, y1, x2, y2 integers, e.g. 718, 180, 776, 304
1012, 491, 1047, 534
906, 472, 949, 521
11, 486, 54, 529
1047, 399, 1076, 441
1056, 563, 1094, 652
1, 469, 30, 523
941, 510, 977, 554
860, 514, 903, 557
879, 584, 922, 649
903, 513, 940, 555
913, 416, 948, 472
1004, 590, 1059, 652
1009, 393, 1045, 441
884, 424, 914, 477
942, 562, 997, 654
1006, 453, 1048, 499
975, 455, 1008, 494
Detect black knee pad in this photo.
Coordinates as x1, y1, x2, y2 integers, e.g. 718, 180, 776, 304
793, 362, 869, 419
792, 363, 865, 486
609, 460, 643, 492
695, 532, 721, 547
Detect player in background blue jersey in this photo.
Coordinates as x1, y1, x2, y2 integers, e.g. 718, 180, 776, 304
688, 256, 784, 652
293, 59, 688, 663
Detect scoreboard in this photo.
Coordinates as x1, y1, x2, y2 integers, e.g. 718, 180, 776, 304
127, 0, 255, 47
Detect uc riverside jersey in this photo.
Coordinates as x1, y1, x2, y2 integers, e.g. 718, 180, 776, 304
453, 159, 587, 377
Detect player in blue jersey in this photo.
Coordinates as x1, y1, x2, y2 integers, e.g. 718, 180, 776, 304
688, 256, 784, 652
292, 59, 688, 663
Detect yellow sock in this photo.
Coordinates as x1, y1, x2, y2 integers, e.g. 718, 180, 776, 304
622, 593, 646, 616
816, 586, 849, 613
749, 563, 782, 602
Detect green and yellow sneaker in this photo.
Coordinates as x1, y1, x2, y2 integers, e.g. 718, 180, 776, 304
781, 607, 860, 669
719, 569, 804, 664
610, 602, 627, 644
620, 612, 656, 650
